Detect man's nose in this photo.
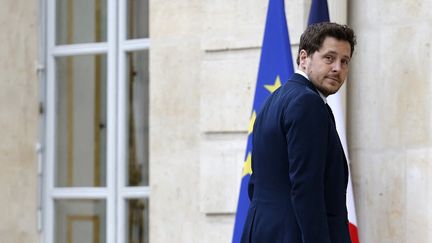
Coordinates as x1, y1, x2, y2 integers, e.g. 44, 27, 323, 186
332, 61, 342, 72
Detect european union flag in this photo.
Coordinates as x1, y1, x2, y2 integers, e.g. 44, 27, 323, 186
232, 0, 294, 242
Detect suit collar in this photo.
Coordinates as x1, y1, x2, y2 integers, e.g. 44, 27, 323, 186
289, 72, 315, 90
289, 72, 327, 104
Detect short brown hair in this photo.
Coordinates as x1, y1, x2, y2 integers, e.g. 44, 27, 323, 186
296, 22, 356, 65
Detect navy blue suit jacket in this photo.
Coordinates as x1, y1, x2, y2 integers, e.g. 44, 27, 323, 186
241, 73, 351, 243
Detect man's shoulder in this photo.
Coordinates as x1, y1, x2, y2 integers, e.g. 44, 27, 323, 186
281, 81, 321, 105
291, 90, 324, 110
281, 81, 326, 114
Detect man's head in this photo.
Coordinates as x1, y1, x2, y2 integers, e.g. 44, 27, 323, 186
297, 22, 356, 97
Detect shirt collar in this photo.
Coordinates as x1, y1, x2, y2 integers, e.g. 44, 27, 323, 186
295, 69, 327, 104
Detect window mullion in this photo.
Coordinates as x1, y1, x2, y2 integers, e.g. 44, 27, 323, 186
116, 0, 128, 242
43, 0, 57, 242
52, 43, 109, 56
122, 39, 150, 51
106, 0, 118, 242
51, 188, 109, 199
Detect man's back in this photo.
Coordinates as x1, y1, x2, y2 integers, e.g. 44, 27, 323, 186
241, 73, 351, 243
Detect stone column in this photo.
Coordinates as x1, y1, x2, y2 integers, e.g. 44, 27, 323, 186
349, 0, 432, 242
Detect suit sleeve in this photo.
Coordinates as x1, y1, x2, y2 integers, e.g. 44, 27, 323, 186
284, 93, 331, 243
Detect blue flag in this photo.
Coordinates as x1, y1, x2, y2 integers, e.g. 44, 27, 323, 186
232, 0, 294, 242
307, 0, 330, 25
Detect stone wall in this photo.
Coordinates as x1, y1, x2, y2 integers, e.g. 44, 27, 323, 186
0, 0, 39, 242
349, 0, 432, 242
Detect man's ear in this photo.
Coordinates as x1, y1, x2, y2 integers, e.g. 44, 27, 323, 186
299, 50, 307, 61
298, 50, 308, 69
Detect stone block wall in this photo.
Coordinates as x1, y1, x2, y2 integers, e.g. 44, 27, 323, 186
349, 0, 432, 242
0, 0, 39, 242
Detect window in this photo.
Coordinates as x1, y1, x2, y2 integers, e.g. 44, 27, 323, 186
41, 0, 149, 242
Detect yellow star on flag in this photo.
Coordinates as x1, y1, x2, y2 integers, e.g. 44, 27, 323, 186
248, 111, 256, 135
264, 75, 282, 93
242, 152, 252, 176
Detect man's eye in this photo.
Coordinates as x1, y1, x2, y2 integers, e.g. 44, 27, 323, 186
324, 56, 334, 62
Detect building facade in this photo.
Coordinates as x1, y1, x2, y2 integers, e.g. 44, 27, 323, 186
1, 0, 432, 242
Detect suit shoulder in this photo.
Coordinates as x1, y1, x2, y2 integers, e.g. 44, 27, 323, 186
284, 90, 327, 123
290, 89, 324, 108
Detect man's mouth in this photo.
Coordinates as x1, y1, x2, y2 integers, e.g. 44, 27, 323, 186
326, 76, 340, 83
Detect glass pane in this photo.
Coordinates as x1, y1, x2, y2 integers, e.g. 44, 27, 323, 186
56, 0, 107, 45
126, 51, 149, 187
55, 199, 106, 243
126, 198, 149, 243
55, 54, 107, 187
127, 0, 149, 39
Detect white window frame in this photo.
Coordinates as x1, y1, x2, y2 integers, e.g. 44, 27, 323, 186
116, 1, 150, 242
40, 0, 150, 242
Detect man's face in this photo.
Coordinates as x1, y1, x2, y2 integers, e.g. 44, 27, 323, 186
299, 37, 352, 97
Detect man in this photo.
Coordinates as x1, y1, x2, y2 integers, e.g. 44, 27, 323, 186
240, 22, 356, 243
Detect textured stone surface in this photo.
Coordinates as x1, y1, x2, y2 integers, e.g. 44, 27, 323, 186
0, 0, 38, 242
200, 50, 258, 132
199, 133, 246, 213
350, 150, 406, 243
349, 0, 432, 242
201, 0, 267, 50
150, 41, 203, 242
201, 0, 309, 51
149, 1, 204, 242
405, 148, 431, 242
